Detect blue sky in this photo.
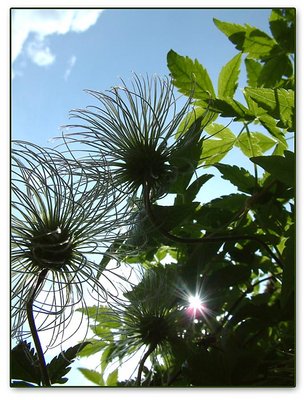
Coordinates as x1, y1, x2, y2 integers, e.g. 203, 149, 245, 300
12, 8, 272, 146
11, 8, 278, 387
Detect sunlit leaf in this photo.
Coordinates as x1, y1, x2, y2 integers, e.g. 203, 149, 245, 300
245, 87, 295, 130
257, 55, 293, 88
218, 53, 242, 98
258, 114, 287, 147
78, 340, 107, 358
176, 106, 216, 139
200, 123, 236, 165
76, 305, 111, 323
245, 58, 262, 87
236, 131, 276, 157
214, 18, 278, 58
106, 368, 118, 386
167, 49, 215, 100
78, 368, 104, 386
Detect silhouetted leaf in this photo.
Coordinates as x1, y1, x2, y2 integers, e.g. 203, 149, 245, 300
184, 174, 213, 203
251, 150, 295, 187
47, 343, 90, 385
281, 224, 295, 308
215, 163, 256, 193
269, 9, 295, 53
11, 341, 41, 386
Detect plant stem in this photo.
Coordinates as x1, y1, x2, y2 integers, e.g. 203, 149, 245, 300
143, 183, 285, 269
136, 344, 157, 386
26, 269, 51, 387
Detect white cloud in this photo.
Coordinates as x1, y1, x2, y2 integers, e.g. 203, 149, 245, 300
64, 55, 77, 80
26, 39, 56, 66
12, 9, 103, 69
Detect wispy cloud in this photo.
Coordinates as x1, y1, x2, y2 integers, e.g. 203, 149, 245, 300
12, 9, 103, 73
64, 55, 77, 80
26, 38, 56, 67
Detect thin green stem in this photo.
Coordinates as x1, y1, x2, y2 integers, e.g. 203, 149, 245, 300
26, 269, 51, 387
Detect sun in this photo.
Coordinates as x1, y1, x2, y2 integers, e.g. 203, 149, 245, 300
187, 294, 206, 319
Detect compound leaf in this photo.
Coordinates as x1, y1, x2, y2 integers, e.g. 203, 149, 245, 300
167, 49, 215, 100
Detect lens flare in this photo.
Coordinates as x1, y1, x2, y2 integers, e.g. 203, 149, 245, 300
187, 294, 205, 319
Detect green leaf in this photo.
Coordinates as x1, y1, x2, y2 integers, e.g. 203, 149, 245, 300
77, 305, 111, 323
100, 345, 115, 375
231, 300, 281, 325
78, 340, 107, 358
194, 205, 235, 231
281, 224, 295, 308
210, 97, 254, 121
169, 135, 203, 193
236, 132, 261, 158
106, 368, 118, 386
214, 19, 277, 59
215, 164, 256, 194
78, 368, 104, 386
167, 49, 215, 100
11, 341, 41, 386
206, 264, 251, 289
184, 174, 213, 203
269, 9, 295, 53
258, 114, 287, 146
213, 18, 249, 50
201, 124, 236, 165
176, 106, 216, 139
245, 58, 262, 87
92, 319, 120, 336
236, 131, 276, 157
97, 238, 123, 280
47, 343, 90, 385
251, 150, 295, 187
152, 203, 198, 232
252, 132, 277, 153
242, 29, 278, 58
209, 193, 249, 212
218, 53, 242, 98
245, 88, 295, 130
257, 55, 293, 88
